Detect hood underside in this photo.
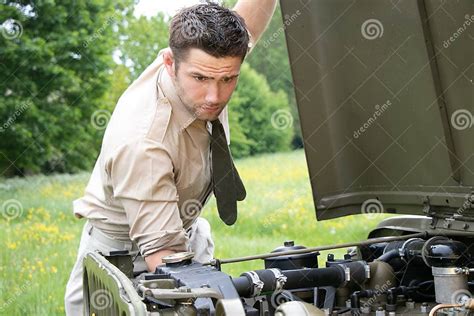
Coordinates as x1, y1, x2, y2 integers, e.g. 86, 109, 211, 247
280, 0, 474, 220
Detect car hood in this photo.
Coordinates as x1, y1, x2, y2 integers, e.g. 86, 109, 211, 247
280, 0, 474, 220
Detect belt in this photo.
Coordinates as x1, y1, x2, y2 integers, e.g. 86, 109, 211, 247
86, 221, 138, 252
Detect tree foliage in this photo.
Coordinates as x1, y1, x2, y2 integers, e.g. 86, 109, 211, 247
229, 63, 293, 158
0, 0, 133, 176
117, 14, 169, 81
245, 3, 303, 148
224, 0, 302, 148
0, 1, 295, 177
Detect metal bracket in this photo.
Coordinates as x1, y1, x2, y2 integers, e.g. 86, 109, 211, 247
268, 268, 287, 292
422, 197, 432, 215
242, 271, 264, 297
137, 284, 224, 300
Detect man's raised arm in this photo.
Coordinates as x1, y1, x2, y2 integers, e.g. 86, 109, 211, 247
233, 0, 278, 47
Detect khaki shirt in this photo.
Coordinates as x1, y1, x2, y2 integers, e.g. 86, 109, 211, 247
73, 48, 230, 257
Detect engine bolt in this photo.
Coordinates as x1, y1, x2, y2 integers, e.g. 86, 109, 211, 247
421, 302, 428, 313
375, 307, 385, 316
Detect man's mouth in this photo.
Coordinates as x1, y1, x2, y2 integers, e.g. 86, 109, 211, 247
201, 105, 220, 114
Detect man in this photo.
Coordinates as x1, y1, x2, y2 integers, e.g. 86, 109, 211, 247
65, 1, 277, 314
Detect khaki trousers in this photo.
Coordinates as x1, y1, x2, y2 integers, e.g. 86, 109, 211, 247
64, 218, 214, 316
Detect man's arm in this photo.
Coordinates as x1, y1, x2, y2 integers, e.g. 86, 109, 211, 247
108, 139, 189, 272
233, 0, 277, 47
144, 249, 176, 271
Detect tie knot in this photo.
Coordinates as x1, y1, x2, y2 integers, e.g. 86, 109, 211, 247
211, 119, 221, 126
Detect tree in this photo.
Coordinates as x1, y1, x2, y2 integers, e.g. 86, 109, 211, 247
117, 14, 169, 81
246, 3, 303, 148
224, 0, 303, 148
0, 0, 133, 176
102, 64, 132, 111
229, 63, 294, 158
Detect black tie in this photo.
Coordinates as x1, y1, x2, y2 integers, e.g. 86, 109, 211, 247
211, 119, 246, 225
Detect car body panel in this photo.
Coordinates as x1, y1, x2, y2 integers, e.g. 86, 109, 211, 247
280, 0, 474, 220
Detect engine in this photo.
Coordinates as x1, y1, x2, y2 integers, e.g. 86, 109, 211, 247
83, 232, 474, 315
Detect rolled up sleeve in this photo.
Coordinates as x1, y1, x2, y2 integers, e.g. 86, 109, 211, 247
107, 138, 188, 257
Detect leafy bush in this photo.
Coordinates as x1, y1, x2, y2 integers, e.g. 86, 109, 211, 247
0, 0, 132, 176
229, 63, 294, 158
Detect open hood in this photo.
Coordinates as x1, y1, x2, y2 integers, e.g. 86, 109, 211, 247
280, 0, 474, 220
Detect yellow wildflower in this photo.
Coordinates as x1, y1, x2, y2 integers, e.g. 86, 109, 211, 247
6, 242, 17, 249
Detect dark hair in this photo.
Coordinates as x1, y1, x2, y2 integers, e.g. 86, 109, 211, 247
169, 3, 250, 67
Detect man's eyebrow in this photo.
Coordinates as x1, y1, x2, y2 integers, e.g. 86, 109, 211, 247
190, 72, 212, 79
223, 74, 240, 79
189, 72, 240, 80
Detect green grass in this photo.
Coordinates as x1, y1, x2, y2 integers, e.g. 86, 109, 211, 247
0, 149, 389, 315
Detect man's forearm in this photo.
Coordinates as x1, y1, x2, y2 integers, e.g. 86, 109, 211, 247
144, 249, 177, 272
234, 0, 277, 46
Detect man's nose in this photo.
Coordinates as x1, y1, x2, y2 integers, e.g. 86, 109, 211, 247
205, 84, 221, 105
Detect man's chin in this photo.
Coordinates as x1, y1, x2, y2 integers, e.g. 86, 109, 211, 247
196, 111, 222, 122
199, 115, 220, 122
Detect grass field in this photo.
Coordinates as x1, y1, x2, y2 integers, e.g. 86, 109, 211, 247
0, 149, 389, 315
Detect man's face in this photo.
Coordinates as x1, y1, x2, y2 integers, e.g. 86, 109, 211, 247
165, 48, 242, 122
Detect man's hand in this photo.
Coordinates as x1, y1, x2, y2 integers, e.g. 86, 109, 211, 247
234, 0, 277, 47
144, 249, 177, 272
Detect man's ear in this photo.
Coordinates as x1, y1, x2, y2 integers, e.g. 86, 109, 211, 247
163, 49, 176, 79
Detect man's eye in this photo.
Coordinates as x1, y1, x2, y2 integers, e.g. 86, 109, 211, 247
194, 76, 207, 81
222, 76, 238, 83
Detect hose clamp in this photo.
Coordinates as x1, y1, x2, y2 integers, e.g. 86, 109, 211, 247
399, 238, 423, 261
243, 271, 264, 297
268, 268, 287, 292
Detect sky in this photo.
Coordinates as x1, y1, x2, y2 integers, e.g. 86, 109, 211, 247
134, 0, 206, 17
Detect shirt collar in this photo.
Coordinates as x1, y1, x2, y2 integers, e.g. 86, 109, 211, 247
158, 66, 201, 131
